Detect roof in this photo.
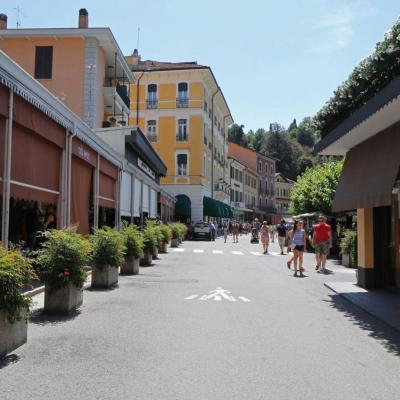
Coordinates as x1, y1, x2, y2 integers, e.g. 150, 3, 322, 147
0, 27, 135, 83
228, 142, 257, 172
275, 172, 295, 184
130, 60, 208, 72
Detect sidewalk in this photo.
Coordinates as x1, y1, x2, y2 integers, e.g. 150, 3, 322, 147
325, 280, 400, 333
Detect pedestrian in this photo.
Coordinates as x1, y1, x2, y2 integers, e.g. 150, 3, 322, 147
288, 220, 306, 277
231, 221, 239, 243
260, 221, 270, 254
312, 215, 332, 273
270, 224, 276, 243
210, 222, 216, 241
223, 222, 228, 243
277, 219, 287, 255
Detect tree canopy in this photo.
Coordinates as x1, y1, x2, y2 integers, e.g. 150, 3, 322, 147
289, 160, 344, 215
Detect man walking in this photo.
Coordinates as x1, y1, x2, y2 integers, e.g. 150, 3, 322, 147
312, 215, 332, 273
277, 219, 287, 255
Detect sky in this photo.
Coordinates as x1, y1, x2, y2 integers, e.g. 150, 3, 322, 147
2, 0, 399, 131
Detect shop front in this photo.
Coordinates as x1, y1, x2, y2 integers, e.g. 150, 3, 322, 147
315, 79, 400, 289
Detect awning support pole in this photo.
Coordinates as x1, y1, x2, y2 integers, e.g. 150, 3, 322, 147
2, 90, 13, 248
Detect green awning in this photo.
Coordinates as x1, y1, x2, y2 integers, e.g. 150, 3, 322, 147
175, 194, 191, 218
203, 196, 233, 218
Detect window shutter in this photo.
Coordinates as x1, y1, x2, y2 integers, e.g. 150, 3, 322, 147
177, 154, 187, 165
178, 82, 188, 92
148, 84, 157, 93
34, 46, 53, 79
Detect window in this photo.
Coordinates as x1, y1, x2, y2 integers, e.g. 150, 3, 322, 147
177, 119, 188, 141
235, 191, 239, 202
34, 46, 53, 79
235, 169, 238, 181
239, 171, 243, 183
203, 124, 207, 145
230, 166, 234, 179
203, 154, 206, 176
146, 120, 157, 142
258, 161, 262, 172
147, 84, 158, 108
177, 82, 188, 107
204, 101, 208, 112
240, 192, 243, 202
214, 116, 217, 126
265, 164, 268, 174
177, 153, 188, 176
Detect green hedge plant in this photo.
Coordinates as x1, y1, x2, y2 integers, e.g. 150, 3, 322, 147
159, 224, 172, 244
37, 229, 91, 289
142, 225, 158, 256
92, 227, 126, 268
0, 248, 37, 323
121, 223, 144, 259
341, 229, 357, 266
170, 224, 180, 240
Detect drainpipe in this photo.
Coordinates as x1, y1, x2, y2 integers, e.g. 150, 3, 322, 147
136, 71, 145, 125
211, 87, 220, 198
222, 113, 231, 195
66, 122, 77, 227
1, 89, 13, 248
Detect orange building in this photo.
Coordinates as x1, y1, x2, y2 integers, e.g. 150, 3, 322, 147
0, 9, 134, 129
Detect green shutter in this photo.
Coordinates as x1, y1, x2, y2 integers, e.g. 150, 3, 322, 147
178, 82, 188, 92
148, 84, 157, 93
177, 154, 187, 165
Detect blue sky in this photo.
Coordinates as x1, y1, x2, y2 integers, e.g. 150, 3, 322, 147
2, 0, 399, 131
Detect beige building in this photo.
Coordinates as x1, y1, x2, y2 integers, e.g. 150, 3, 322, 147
275, 173, 295, 215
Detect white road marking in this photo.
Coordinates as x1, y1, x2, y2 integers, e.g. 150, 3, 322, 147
232, 251, 244, 255
185, 287, 251, 303
213, 250, 224, 254
184, 295, 199, 300
193, 249, 204, 253
172, 248, 185, 252
250, 251, 262, 256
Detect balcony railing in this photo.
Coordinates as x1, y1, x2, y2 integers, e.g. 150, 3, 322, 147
176, 97, 189, 108
116, 84, 130, 108
176, 132, 189, 141
146, 99, 158, 109
146, 134, 158, 143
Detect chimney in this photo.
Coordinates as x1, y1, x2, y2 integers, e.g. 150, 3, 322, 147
0, 14, 7, 30
131, 49, 141, 65
78, 8, 88, 29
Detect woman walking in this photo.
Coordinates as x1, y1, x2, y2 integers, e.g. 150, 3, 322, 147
289, 220, 307, 277
260, 221, 270, 254
223, 222, 228, 243
231, 221, 239, 243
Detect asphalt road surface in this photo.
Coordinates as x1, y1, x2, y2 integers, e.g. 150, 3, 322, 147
1, 234, 400, 400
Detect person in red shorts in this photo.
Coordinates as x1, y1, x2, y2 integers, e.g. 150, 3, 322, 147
312, 215, 332, 274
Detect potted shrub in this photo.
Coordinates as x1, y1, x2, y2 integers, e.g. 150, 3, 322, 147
91, 227, 126, 288
177, 223, 187, 242
120, 223, 144, 275
159, 224, 172, 253
0, 248, 36, 357
141, 225, 157, 266
340, 229, 357, 268
170, 224, 180, 248
147, 221, 163, 260
37, 229, 91, 315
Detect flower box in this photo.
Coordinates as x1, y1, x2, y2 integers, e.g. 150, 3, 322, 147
140, 251, 153, 266
170, 238, 179, 248
91, 265, 119, 288
120, 255, 140, 275
0, 310, 27, 357
44, 282, 83, 315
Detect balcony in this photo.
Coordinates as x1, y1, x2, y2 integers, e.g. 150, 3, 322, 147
176, 97, 189, 108
103, 86, 129, 119
257, 206, 278, 214
146, 133, 158, 143
176, 132, 189, 142
215, 181, 230, 195
146, 99, 158, 109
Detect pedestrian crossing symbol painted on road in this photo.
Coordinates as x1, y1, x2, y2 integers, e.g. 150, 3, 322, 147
185, 287, 251, 302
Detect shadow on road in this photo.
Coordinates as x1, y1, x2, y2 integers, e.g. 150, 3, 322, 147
326, 294, 400, 357
0, 354, 21, 369
30, 309, 82, 326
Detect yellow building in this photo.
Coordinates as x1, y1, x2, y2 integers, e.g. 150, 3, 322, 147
126, 50, 233, 222
275, 173, 295, 215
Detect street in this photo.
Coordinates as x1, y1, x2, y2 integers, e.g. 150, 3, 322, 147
1, 235, 400, 400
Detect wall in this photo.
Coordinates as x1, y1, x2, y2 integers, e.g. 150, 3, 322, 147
0, 37, 86, 119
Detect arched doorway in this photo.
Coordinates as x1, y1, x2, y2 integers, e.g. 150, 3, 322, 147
175, 194, 191, 222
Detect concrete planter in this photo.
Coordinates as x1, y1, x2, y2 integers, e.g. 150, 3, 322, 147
341, 254, 352, 268
170, 238, 179, 248
91, 264, 119, 288
44, 282, 83, 315
0, 310, 27, 357
159, 242, 168, 254
120, 255, 140, 275
140, 250, 153, 266
153, 247, 159, 260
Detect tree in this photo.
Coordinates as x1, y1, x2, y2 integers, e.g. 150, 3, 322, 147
289, 160, 344, 215
296, 117, 316, 147
228, 124, 246, 146
287, 118, 298, 138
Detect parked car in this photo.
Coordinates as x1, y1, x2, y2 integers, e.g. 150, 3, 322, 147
193, 222, 212, 241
